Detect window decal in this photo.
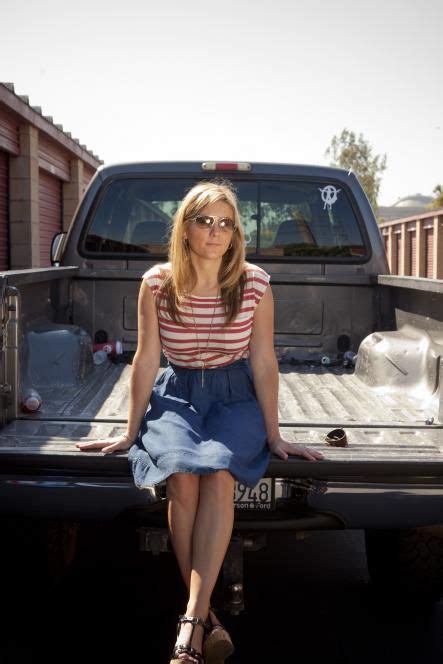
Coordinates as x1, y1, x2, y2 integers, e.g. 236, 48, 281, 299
319, 185, 341, 210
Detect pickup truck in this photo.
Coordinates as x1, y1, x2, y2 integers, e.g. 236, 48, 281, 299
1, 161, 442, 610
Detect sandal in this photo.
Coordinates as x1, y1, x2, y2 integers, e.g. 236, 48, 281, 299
203, 607, 234, 664
170, 614, 207, 664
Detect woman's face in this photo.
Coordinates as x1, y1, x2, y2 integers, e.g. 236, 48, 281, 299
184, 199, 235, 262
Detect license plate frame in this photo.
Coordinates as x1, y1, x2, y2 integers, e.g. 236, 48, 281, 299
234, 478, 275, 510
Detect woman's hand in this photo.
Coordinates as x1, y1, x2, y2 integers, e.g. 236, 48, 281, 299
268, 435, 324, 461
75, 433, 134, 455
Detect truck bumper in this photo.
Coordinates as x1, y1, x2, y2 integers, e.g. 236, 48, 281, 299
306, 479, 443, 529
2, 473, 442, 529
0, 475, 165, 520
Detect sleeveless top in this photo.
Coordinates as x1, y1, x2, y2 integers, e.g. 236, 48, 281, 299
142, 262, 271, 369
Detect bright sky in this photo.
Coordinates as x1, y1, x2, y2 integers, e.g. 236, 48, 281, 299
2, 0, 442, 206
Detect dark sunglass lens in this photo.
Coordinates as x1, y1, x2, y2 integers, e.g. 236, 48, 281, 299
220, 218, 234, 230
195, 216, 212, 227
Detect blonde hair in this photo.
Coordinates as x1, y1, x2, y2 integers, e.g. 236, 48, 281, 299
160, 180, 246, 325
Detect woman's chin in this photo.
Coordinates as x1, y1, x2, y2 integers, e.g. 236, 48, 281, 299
191, 248, 225, 260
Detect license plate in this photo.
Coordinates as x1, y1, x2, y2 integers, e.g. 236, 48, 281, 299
234, 479, 275, 510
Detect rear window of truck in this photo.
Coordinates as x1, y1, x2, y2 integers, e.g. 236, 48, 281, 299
82, 177, 368, 261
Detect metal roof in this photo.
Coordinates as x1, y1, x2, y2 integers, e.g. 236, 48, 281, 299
0, 82, 102, 165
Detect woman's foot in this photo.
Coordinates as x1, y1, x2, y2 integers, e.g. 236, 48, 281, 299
204, 607, 234, 663
171, 615, 207, 663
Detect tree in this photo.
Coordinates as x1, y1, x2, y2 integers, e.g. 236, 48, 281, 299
325, 129, 387, 211
427, 184, 443, 210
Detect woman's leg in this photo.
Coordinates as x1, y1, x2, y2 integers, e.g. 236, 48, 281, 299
167, 472, 200, 588
168, 470, 235, 661
185, 470, 235, 619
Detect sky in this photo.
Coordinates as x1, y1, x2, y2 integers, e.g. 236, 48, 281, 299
2, 0, 442, 206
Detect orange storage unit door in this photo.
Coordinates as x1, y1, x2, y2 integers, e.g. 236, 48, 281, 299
0, 150, 9, 271
409, 230, 416, 276
39, 170, 62, 267
425, 227, 434, 278
395, 231, 401, 275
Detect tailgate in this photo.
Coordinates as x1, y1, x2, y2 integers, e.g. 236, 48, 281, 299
0, 362, 441, 479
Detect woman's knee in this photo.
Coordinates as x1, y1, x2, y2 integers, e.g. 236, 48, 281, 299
201, 470, 235, 496
167, 472, 199, 506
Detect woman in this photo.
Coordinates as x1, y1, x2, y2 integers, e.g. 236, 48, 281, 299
76, 180, 323, 664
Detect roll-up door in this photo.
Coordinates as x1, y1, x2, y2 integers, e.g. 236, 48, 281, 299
409, 230, 416, 276
39, 170, 62, 267
395, 231, 401, 275
0, 151, 9, 271
425, 227, 434, 278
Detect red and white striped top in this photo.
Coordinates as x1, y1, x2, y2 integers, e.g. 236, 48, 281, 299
143, 262, 271, 369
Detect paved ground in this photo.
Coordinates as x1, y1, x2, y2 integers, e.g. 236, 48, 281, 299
1, 521, 442, 664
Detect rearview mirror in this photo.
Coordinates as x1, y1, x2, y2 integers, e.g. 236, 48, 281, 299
50, 232, 67, 266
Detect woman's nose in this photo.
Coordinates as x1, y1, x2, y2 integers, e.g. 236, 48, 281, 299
209, 223, 221, 235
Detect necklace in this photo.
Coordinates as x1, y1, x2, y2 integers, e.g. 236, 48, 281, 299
188, 291, 220, 387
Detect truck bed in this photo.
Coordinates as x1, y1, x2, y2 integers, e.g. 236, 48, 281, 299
0, 360, 441, 479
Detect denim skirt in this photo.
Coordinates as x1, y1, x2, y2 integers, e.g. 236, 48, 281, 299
127, 359, 270, 489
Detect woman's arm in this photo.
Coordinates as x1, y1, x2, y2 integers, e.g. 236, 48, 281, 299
248, 286, 280, 443
249, 285, 323, 461
76, 279, 161, 454
125, 279, 161, 440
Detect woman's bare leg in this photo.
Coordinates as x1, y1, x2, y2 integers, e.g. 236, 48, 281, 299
187, 470, 235, 615
168, 470, 235, 662
168, 473, 206, 662
183, 471, 235, 658
167, 472, 200, 588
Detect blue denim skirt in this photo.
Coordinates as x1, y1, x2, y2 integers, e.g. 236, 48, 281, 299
128, 358, 270, 489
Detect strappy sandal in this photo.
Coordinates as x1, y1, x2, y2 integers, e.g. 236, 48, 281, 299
203, 607, 234, 664
170, 614, 207, 664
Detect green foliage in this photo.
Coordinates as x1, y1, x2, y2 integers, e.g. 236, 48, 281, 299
427, 184, 443, 210
325, 129, 387, 211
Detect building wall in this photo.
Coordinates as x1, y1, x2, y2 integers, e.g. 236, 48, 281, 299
0, 83, 101, 270
379, 210, 443, 279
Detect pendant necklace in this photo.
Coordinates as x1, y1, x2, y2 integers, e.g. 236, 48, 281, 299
188, 291, 220, 388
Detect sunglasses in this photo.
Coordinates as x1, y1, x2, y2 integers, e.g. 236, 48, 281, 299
186, 215, 236, 232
